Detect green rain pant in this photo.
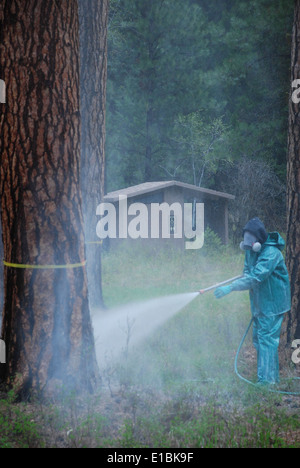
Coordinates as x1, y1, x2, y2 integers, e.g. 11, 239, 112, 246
252, 313, 285, 384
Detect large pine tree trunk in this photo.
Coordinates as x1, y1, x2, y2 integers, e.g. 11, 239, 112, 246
0, 221, 3, 329
282, 0, 300, 347
0, 0, 99, 399
79, 0, 109, 309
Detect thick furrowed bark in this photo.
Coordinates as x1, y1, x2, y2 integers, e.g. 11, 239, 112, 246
0, 0, 99, 398
281, 0, 300, 352
79, 0, 109, 309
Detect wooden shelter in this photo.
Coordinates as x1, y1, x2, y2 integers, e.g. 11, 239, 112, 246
102, 181, 235, 250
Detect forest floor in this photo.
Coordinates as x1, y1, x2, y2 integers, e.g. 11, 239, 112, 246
1, 238, 300, 448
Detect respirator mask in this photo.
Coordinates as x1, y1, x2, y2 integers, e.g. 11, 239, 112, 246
240, 231, 262, 252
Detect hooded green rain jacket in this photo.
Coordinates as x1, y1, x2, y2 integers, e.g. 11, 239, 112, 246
231, 232, 291, 317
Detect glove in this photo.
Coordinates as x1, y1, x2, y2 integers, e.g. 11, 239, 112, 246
214, 285, 232, 299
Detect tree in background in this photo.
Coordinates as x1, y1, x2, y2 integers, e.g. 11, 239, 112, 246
105, 0, 293, 235
216, 158, 286, 242
0, 0, 99, 398
106, 0, 212, 187
168, 112, 228, 187
282, 0, 300, 347
79, 0, 109, 309
191, 0, 293, 172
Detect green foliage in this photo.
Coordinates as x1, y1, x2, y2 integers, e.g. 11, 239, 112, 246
107, 0, 212, 187
107, 397, 299, 448
0, 389, 41, 448
201, 227, 224, 257
106, 0, 293, 231
169, 112, 229, 186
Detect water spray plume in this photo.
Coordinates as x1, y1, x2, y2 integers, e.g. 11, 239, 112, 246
92, 292, 199, 365
92, 275, 244, 365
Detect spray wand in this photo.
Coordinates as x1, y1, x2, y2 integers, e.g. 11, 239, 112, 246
199, 275, 243, 295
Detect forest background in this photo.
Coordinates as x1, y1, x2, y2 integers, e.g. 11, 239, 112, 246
105, 0, 294, 239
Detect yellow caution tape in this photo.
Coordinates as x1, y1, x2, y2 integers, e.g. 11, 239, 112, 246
3, 260, 86, 270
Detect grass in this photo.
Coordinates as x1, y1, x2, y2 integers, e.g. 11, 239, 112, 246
101, 240, 251, 389
0, 390, 41, 448
1, 239, 300, 448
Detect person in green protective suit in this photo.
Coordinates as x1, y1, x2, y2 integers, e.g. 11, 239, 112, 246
214, 217, 291, 384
